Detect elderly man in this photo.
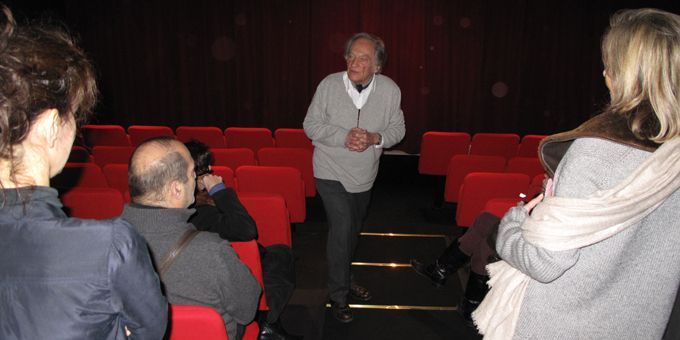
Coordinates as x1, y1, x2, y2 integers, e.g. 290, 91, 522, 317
303, 32, 406, 323
121, 137, 260, 339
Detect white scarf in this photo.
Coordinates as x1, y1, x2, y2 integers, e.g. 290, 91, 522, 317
472, 137, 680, 339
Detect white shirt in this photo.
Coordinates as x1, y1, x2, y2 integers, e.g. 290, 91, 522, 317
342, 72, 384, 148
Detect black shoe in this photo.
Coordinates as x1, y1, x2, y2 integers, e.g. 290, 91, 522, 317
349, 282, 372, 301
410, 259, 449, 288
330, 301, 353, 323
457, 271, 490, 327
258, 320, 303, 340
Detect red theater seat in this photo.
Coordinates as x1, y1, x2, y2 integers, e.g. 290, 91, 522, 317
236, 166, 306, 223
444, 155, 506, 203
505, 157, 545, 178
257, 147, 315, 197
52, 163, 108, 189
274, 128, 313, 150
60, 187, 125, 219
231, 240, 268, 339
68, 146, 93, 163
456, 172, 530, 227
469, 133, 520, 159
128, 125, 175, 145
483, 197, 521, 218
176, 126, 226, 148
92, 146, 134, 168
102, 164, 129, 198
517, 134, 548, 158
81, 125, 130, 147
224, 127, 274, 154
211, 148, 257, 171
238, 193, 292, 247
418, 131, 471, 176
167, 305, 229, 340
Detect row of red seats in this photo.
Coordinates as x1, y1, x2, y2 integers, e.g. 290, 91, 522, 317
80, 125, 313, 152
418, 132, 547, 176
56, 162, 306, 224
69, 145, 316, 197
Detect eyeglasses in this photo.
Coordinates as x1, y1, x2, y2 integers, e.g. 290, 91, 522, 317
346, 54, 372, 66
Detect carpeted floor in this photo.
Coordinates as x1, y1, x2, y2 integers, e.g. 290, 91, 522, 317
279, 154, 483, 340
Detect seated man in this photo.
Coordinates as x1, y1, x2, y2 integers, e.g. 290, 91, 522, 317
122, 137, 260, 339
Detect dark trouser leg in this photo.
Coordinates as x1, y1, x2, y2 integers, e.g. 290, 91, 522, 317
261, 244, 296, 323
316, 178, 370, 305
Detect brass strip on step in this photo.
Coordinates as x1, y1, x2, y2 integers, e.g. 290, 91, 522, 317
325, 303, 457, 311
360, 232, 447, 238
351, 262, 411, 268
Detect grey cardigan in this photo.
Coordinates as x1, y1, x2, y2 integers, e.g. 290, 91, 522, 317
497, 138, 680, 339
122, 204, 260, 339
303, 72, 405, 193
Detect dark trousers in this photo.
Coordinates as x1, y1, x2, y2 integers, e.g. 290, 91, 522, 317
260, 244, 296, 323
315, 178, 371, 305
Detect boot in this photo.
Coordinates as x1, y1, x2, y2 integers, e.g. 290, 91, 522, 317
410, 243, 471, 288
458, 271, 489, 327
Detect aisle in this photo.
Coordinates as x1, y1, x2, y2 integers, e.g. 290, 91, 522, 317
283, 154, 483, 340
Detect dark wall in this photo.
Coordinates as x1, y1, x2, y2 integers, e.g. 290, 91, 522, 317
8, 0, 680, 153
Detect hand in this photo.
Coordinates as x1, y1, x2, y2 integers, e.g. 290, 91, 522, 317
524, 193, 544, 213
199, 174, 223, 192
345, 128, 379, 152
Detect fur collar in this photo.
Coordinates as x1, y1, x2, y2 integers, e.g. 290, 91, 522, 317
539, 112, 660, 177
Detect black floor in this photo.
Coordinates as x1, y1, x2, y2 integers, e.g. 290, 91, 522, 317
279, 154, 483, 340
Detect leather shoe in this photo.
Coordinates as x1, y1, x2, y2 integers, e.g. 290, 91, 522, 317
258, 320, 303, 340
330, 301, 353, 323
349, 282, 372, 301
410, 259, 448, 288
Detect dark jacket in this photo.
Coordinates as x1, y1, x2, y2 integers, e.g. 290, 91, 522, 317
122, 203, 260, 339
189, 186, 258, 241
0, 187, 167, 340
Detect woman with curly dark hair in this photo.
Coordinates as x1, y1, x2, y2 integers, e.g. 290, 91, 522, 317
0, 5, 167, 339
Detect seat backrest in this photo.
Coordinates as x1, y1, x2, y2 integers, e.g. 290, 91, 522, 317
235, 166, 306, 223
51, 163, 108, 189
418, 131, 471, 176
60, 187, 125, 219
274, 128, 313, 150
469, 133, 520, 159
237, 192, 292, 247
505, 157, 545, 178
92, 146, 135, 168
517, 134, 548, 158
483, 197, 522, 218
103, 164, 129, 198
527, 173, 547, 199
168, 305, 229, 340
231, 240, 268, 311
81, 125, 130, 147
211, 148, 257, 171
257, 147, 315, 197
444, 155, 506, 203
224, 127, 274, 154
211, 166, 236, 189
456, 172, 530, 227
128, 125, 175, 146
176, 126, 226, 148
68, 146, 93, 163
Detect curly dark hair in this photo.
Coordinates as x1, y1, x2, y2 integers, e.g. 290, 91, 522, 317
184, 140, 213, 177
0, 4, 97, 179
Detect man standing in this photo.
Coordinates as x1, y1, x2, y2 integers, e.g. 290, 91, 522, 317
121, 137, 261, 339
303, 32, 406, 323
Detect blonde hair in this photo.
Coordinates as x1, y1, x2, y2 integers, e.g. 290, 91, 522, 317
602, 8, 680, 143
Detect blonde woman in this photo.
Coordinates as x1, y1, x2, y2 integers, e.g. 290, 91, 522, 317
474, 8, 680, 339
0, 6, 167, 339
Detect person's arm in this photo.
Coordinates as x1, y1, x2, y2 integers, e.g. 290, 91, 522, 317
191, 175, 257, 241
496, 141, 613, 283
109, 221, 168, 339
303, 79, 351, 147
214, 243, 261, 325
